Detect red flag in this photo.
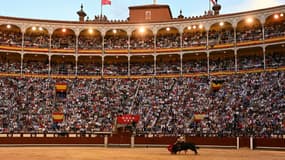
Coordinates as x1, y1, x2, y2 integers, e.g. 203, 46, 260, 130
102, 0, 111, 5
210, 0, 216, 5
117, 114, 140, 124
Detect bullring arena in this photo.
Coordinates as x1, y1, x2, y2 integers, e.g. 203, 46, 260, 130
0, 0, 285, 159
0, 147, 284, 160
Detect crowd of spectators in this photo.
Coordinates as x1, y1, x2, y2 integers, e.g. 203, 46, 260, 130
130, 37, 154, 50
130, 63, 154, 75
22, 61, 49, 74
208, 29, 234, 46
104, 35, 128, 50
265, 21, 285, 39
24, 34, 49, 48
238, 54, 264, 70
266, 52, 285, 68
1, 20, 285, 51
0, 52, 283, 75
0, 28, 250, 50
50, 63, 75, 75
77, 63, 102, 76
0, 71, 284, 137
209, 57, 235, 72
0, 54, 21, 73
156, 62, 181, 75
0, 61, 21, 74
103, 63, 128, 76
0, 78, 54, 133
0, 17, 284, 137
51, 36, 76, 49
156, 33, 180, 49
0, 30, 22, 47
183, 59, 208, 74
183, 31, 207, 48
236, 25, 263, 42
78, 36, 102, 50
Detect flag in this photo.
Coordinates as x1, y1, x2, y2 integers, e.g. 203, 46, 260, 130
211, 79, 224, 92
55, 83, 67, 92
194, 113, 206, 122
102, 0, 111, 5
52, 112, 64, 122
210, 0, 217, 5
117, 114, 140, 124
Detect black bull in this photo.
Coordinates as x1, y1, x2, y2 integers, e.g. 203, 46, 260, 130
168, 142, 199, 155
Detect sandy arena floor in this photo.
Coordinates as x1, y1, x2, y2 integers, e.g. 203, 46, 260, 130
0, 147, 284, 160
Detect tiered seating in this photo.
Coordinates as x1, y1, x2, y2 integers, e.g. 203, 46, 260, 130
0, 71, 284, 137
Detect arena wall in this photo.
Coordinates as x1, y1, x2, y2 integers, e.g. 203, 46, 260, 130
0, 134, 284, 150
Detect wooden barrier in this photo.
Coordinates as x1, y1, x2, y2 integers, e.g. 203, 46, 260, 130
0, 133, 284, 150
0, 137, 104, 145
254, 138, 285, 148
